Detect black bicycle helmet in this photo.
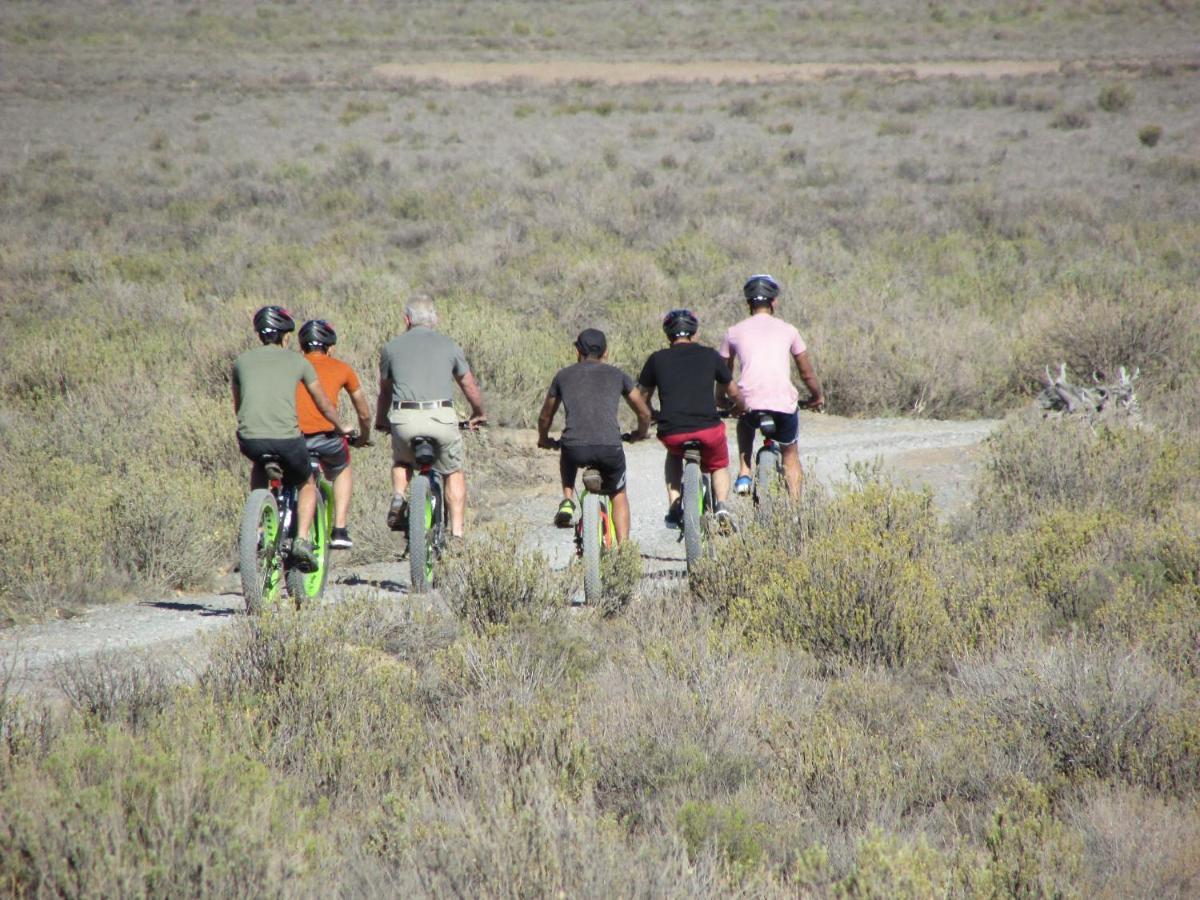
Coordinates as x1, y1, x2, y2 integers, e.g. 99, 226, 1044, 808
299, 318, 337, 350
662, 308, 699, 339
253, 305, 295, 335
743, 274, 780, 304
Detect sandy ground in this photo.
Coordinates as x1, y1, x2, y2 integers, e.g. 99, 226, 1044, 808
373, 59, 1085, 86
0, 413, 996, 696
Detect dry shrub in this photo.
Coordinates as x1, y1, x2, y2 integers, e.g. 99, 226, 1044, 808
200, 601, 427, 803
0, 706, 310, 897
597, 538, 642, 618
1019, 285, 1200, 397
972, 417, 1199, 531
440, 525, 567, 634
1067, 783, 1200, 899
955, 640, 1200, 793
54, 651, 176, 729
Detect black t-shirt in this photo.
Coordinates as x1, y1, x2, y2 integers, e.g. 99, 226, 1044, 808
549, 361, 635, 447
637, 342, 732, 436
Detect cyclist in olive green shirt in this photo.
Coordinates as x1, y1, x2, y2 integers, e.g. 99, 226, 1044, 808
232, 305, 347, 571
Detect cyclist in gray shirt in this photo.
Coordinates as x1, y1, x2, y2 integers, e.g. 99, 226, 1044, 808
374, 295, 487, 539
536, 328, 651, 543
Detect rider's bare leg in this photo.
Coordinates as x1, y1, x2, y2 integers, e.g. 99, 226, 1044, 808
445, 469, 467, 537
780, 443, 804, 500
611, 489, 631, 543
663, 454, 682, 505
711, 467, 731, 505
736, 426, 755, 480
391, 463, 410, 498
296, 476, 318, 536
331, 465, 352, 529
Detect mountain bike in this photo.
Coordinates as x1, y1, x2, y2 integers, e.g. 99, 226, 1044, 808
679, 440, 715, 572
750, 412, 784, 523
405, 421, 477, 594
544, 436, 630, 604
238, 451, 334, 614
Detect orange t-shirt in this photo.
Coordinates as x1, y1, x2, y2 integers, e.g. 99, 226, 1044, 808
296, 352, 361, 434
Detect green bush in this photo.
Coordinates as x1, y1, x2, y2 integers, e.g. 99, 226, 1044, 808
705, 484, 955, 668
677, 800, 765, 873
1097, 82, 1134, 113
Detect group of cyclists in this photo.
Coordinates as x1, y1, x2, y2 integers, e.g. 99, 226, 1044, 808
231, 274, 824, 573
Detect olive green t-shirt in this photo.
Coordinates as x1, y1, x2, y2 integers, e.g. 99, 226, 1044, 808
232, 345, 318, 439
378, 326, 470, 404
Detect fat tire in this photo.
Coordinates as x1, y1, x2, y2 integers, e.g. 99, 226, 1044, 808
682, 461, 703, 571
755, 449, 779, 523
239, 489, 281, 615
408, 474, 431, 593
582, 492, 602, 604
286, 482, 331, 609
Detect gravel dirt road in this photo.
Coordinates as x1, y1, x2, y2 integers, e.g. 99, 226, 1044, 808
0, 413, 997, 695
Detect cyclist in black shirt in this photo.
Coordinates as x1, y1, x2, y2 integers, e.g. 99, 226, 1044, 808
637, 310, 744, 528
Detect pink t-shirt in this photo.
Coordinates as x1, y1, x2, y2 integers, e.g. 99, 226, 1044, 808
718, 314, 807, 412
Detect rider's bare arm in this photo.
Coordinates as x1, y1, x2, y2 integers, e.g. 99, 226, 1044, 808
722, 380, 747, 415
793, 350, 825, 410
374, 377, 393, 432
306, 381, 348, 433
536, 394, 560, 448
455, 370, 487, 427
231, 379, 241, 415
624, 389, 652, 441
348, 386, 373, 445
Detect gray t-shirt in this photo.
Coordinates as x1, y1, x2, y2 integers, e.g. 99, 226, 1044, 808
232, 345, 318, 439
549, 361, 634, 447
379, 326, 470, 404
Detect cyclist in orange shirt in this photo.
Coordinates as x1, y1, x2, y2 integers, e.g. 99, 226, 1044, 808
294, 319, 372, 549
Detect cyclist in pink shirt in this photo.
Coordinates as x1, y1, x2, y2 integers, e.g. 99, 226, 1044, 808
719, 274, 825, 500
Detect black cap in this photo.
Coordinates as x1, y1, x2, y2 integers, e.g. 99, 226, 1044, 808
575, 328, 607, 357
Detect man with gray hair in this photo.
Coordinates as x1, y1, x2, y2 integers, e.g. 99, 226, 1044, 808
374, 295, 487, 540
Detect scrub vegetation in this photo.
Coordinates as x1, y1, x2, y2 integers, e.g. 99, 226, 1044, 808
2, 1, 1199, 895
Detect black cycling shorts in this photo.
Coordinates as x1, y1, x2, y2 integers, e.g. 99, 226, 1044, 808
238, 435, 312, 488
560, 443, 627, 495
304, 431, 350, 477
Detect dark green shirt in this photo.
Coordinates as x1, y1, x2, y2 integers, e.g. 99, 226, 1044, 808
232, 345, 318, 439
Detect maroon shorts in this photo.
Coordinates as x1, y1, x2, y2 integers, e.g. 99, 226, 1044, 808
658, 422, 729, 473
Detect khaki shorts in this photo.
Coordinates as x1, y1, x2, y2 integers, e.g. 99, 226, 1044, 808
389, 407, 464, 475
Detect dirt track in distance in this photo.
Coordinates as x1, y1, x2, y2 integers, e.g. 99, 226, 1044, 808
373, 58, 1105, 86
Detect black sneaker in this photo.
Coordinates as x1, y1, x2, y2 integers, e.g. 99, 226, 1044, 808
330, 527, 353, 550
386, 495, 408, 532
664, 498, 683, 529
291, 538, 318, 573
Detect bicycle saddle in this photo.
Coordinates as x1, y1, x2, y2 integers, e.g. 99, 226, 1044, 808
410, 436, 437, 467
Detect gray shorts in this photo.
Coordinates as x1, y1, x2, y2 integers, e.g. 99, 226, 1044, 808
389, 407, 463, 475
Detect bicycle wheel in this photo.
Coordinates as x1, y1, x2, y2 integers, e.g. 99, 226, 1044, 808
408, 473, 433, 593
755, 448, 780, 523
286, 480, 332, 608
239, 489, 283, 615
682, 460, 703, 570
581, 492, 602, 604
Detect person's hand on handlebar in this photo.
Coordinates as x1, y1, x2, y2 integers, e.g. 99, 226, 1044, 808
537, 433, 559, 450
351, 430, 372, 448
800, 394, 826, 413
465, 413, 487, 430
621, 430, 649, 443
